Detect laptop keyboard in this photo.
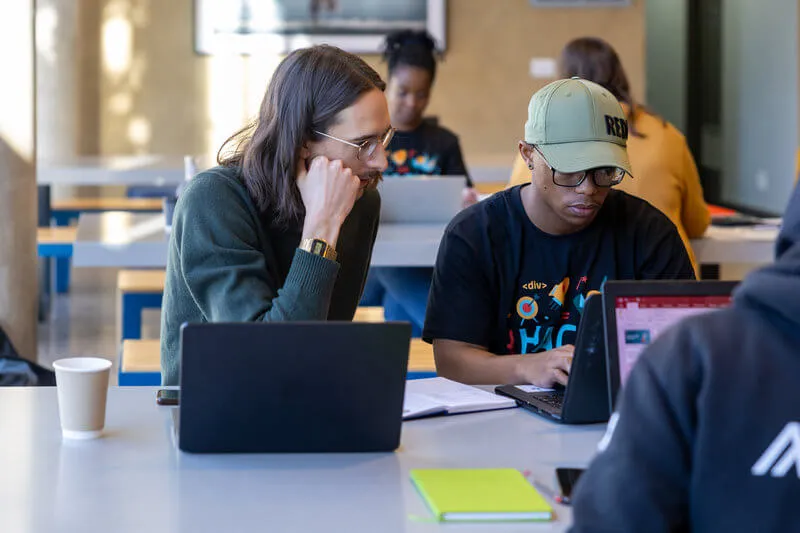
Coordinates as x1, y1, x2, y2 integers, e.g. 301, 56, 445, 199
532, 393, 563, 409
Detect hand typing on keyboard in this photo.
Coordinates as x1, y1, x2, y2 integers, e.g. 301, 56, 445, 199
513, 345, 574, 388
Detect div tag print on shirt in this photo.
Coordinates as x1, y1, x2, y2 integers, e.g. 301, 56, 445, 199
508, 276, 602, 354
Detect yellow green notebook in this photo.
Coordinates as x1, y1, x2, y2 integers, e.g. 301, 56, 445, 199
410, 468, 553, 522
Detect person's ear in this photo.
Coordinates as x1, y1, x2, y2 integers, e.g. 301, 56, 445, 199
299, 143, 311, 160
519, 142, 535, 170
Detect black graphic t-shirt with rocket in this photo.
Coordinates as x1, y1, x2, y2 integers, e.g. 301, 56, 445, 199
509, 273, 603, 354
423, 186, 696, 354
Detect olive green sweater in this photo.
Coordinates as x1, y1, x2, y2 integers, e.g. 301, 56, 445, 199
160, 166, 380, 385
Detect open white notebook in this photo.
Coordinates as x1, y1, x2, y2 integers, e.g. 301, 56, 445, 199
403, 378, 517, 420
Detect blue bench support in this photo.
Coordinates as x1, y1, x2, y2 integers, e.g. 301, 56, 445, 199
37, 241, 73, 296
121, 292, 164, 340
118, 368, 161, 386
407, 371, 437, 380
50, 213, 78, 294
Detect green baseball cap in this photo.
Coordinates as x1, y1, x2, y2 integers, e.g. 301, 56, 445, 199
524, 77, 632, 175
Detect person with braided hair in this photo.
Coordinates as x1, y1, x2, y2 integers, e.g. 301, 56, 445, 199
360, 29, 476, 337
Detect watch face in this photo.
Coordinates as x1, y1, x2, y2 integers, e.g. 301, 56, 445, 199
312, 240, 327, 255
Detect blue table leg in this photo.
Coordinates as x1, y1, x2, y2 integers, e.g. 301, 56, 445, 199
38, 185, 51, 322
55, 257, 71, 294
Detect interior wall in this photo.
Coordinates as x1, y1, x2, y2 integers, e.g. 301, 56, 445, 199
645, 0, 687, 133
77, 0, 644, 174
721, 0, 798, 214
0, 0, 38, 360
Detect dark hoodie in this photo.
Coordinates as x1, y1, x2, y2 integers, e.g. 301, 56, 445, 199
570, 185, 800, 532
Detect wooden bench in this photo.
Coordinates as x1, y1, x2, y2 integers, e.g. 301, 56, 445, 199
37, 226, 77, 251
353, 306, 385, 323
119, 337, 437, 386
408, 338, 436, 378
51, 197, 163, 226
119, 339, 162, 386
38, 226, 78, 294
118, 269, 166, 340
115, 274, 389, 341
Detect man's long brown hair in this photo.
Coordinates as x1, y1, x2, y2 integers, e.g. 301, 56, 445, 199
218, 45, 385, 227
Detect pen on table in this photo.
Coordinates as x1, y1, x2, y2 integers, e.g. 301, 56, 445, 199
523, 470, 566, 504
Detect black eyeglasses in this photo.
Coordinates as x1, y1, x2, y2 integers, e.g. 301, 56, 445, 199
532, 145, 626, 188
313, 126, 395, 161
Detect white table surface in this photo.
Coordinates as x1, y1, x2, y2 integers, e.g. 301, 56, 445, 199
690, 224, 779, 264
73, 212, 780, 269
73, 213, 171, 268
0, 387, 605, 532
37, 155, 215, 187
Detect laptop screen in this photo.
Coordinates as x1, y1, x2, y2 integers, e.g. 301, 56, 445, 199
614, 295, 732, 386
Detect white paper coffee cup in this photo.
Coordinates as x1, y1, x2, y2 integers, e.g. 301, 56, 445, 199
53, 358, 112, 440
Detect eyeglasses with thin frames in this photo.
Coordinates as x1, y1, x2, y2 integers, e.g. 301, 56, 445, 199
532, 144, 626, 188
313, 126, 396, 161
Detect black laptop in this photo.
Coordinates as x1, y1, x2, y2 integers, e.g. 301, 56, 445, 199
495, 294, 610, 424
175, 322, 411, 453
603, 280, 737, 410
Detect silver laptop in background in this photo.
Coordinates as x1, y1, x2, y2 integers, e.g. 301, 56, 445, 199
377, 176, 466, 224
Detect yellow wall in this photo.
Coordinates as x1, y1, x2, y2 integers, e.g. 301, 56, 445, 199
84, 0, 645, 170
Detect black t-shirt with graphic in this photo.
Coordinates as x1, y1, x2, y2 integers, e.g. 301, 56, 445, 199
423, 185, 695, 354
384, 120, 473, 186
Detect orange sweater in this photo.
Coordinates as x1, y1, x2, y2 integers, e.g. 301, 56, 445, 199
509, 107, 710, 275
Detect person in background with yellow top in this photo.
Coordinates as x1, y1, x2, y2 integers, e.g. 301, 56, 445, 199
509, 37, 710, 275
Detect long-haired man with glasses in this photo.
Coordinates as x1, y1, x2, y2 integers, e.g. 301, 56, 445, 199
423, 78, 694, 387
160, 45, 393, 385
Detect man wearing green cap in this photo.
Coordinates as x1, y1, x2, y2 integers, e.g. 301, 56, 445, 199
422, 78, 694, 387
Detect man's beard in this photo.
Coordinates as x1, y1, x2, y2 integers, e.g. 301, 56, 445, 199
360, 171, 382, 190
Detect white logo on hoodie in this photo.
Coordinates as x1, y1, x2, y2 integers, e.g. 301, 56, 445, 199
751, 422, 800, 478
597, 412, 619, 453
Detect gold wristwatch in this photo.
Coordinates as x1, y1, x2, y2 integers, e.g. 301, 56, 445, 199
299, 238, 338, 262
